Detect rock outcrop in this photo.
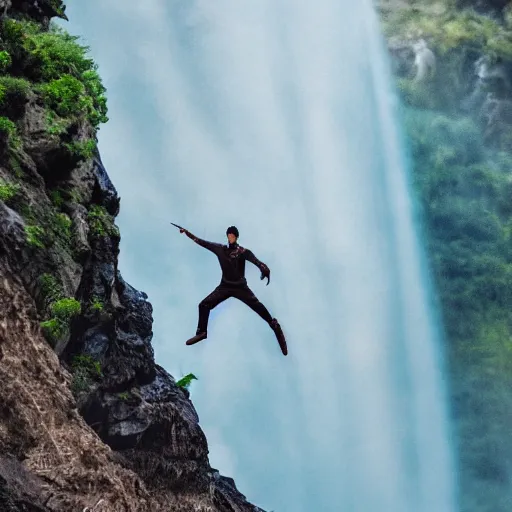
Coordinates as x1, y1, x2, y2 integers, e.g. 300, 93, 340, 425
0, 2, 265, 511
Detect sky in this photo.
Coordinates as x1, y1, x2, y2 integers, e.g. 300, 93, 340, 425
60, 2, 458, 511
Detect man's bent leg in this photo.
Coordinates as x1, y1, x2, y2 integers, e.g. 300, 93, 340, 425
187, 286, 232, 346
232, 286, 287, 355
232, 286, 273, 323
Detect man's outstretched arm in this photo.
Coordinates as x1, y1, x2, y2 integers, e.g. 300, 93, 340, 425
245, 249, 271, 285
181, 229, 222, 253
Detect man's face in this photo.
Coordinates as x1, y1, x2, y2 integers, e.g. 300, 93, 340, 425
227, 233, 237, 244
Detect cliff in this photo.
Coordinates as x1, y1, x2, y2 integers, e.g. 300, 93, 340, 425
0, 2, 264, 511
3, 0, 512, 511
378, 1, 512, 511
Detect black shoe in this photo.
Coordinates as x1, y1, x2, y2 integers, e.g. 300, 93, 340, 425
186, 332, 207, 346
270, 318, 288, 356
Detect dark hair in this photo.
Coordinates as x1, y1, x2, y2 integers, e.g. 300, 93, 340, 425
226, 226, 239, 238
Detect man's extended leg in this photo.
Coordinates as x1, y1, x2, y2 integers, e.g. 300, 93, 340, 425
186, 285, 232, 346
232, 286, 288, 356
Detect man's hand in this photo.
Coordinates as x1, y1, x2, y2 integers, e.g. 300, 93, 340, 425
260, 266, 270, 286
171, 222, 187, 234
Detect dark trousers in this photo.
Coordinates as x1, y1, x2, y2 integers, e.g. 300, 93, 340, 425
197, 283, 273, 334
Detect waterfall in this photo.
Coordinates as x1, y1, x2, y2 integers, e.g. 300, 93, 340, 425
64, 0, 460, 510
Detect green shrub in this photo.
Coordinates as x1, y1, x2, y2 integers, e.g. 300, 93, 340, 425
40, 75, 88, 118
0, 178, 19, 203
45, 111, 70, 136
176, 373, 198, 390
71, 354, 102, 394
0, 116, 20, 149
1, 19, 40, 61
24, 225, 45, 248
80, 69, 108, 127
24, 26, 94, 80
72, 354, 102, 377
40, 317, 66, 345
53, 212, 72, 239
0, 76, 30, 107
64, 139, 96, 161
39, 73, 106, 128
40, 297, 81, 346
0, 20, 108, 128
39, 273, 62, 306
9, 155, 23, 178
50, 189, 64, 207
64, 190, 80, 205
87, 204, 119, 238
51, 297, 81, 320
26, 25, 108, 127
90, 296, 104, 312
0, 51, 12, 72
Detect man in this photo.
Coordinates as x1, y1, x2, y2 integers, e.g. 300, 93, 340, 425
178, 225, 288, 356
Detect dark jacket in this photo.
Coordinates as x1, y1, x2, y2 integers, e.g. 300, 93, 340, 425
186, 231, 270, 286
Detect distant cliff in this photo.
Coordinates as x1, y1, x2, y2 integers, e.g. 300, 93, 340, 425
0, 1, 265, 510
379, 1, 512, 511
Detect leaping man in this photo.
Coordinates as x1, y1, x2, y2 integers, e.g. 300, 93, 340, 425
172, 223, 288, 356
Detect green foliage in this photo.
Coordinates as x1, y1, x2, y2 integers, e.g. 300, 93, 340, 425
87, 204, 119, 238
71, 354, 102, 394
50, 189, 64, 208
39, 273, 62, 306
68, 189, 83, 204
40, 317, 66, 345
0, 76, 30, 107
0, 116, 20, 149
0, 51, 12, 72
53, 212, 72, 240
45, 109, 71, 137
38, 282, 80, 346
1, 20, 40, 61
26, 26, 108, 127
0, 19, 108, 128
23, 25, 94, 81
0, 178, 20, 203
382, 4, 512, 58
403, 108, 483, 168
90, 296, 104, 312
40, 75, 88, 117
24, 225, 45, 248
176, 373, 198, 390
51, 297, 81, 320
402, 105, 512, 503
9, 156, 23, 178
72, 354, 102, 377
64, 139, 96, 161
403, 106, 512, 366
117, 391, 130, 400
80, 69, 108, 127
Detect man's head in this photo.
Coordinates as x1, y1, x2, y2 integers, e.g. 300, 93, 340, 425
226, 226, 239, 244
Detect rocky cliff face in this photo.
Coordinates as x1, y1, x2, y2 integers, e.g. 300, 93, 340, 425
0, 2, 264, 511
